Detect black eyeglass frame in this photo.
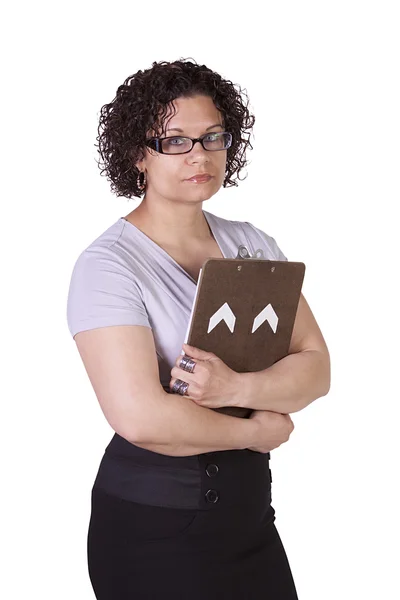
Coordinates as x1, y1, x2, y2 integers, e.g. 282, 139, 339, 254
144, 132, 232, 155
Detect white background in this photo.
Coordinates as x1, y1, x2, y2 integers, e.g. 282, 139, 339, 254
2, 1, 399, 598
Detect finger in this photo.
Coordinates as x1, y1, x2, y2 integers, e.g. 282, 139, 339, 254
171, 366, 196, 381
175, 353, 197, 369
182, 343, 215, 361
169, 377, 188, 392
169, 377, 198, 399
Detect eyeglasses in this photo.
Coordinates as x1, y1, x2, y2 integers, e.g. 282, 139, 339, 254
145, 132, 232, 155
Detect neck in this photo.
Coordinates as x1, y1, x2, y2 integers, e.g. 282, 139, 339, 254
125, 194, 213, 248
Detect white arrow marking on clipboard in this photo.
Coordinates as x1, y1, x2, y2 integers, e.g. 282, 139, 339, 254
252, 304, 278, 334
207, 302, 236, 333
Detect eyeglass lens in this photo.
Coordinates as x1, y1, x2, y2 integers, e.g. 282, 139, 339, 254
161, 132, 231, 154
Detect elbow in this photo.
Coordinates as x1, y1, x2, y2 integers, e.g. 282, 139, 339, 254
320, 383, 330, 398
110, 414, 143, 444
114, 392, 169, 445
324, 355, 331, 395
116, 409, 154, 444
320, 378, 331, 400
318, 349, 331, 397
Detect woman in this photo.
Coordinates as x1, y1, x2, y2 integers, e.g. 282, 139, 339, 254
67, 58, 330, 599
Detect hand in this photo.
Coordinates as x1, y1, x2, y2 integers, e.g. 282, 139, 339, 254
169, 343, 240, 409
247, 410, 295, 453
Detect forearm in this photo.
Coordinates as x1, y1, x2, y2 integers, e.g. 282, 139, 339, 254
123, 391, 259, 457
236, 350, 331, 414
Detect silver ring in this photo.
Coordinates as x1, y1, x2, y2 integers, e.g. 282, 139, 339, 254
179, 355, 191, 369
179, 355, 196, 373
171, 379, 189, 396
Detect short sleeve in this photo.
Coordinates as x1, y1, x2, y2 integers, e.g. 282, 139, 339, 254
66, 249, 151, 339
244, 221, 288, 261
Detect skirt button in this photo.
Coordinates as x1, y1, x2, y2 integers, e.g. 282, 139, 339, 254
205, 489, 219, 503
205, 463, 219, 477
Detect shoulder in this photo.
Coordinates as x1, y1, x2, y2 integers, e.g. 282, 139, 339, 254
204, 210, 288, 261
241, 220, 288, 261
67, 218, 150, 338
69, 218, 142, 281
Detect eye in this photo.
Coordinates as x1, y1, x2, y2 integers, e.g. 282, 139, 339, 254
204, 133, 220, 141
166, 137, 185, 145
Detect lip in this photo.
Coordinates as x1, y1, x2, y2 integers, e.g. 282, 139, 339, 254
186, 174, 213, 183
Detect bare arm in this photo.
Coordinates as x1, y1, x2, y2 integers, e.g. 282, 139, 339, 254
233, 293, 331, 414
236, 349, 330, 414
125, 392, 259, 456
74, 324, 260, 457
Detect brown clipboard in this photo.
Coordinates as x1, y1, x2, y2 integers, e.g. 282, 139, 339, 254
183, 258, 306, 418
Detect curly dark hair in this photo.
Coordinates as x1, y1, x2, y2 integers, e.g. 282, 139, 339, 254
95, 58, 256, 198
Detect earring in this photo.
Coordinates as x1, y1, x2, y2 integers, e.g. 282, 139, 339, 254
137, 171, 146, 192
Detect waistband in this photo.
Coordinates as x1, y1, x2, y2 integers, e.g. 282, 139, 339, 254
93, 433, 271, 510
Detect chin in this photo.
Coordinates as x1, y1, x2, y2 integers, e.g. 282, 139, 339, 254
186, 183, 220, 201
190, 191, 215, 203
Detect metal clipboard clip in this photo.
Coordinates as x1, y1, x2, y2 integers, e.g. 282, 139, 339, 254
235, 245, 265, 259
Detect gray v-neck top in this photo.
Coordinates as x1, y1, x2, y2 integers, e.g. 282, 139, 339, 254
66, 210, 287, 394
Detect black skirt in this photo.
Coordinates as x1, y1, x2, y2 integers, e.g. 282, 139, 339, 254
87, 433, 299, 599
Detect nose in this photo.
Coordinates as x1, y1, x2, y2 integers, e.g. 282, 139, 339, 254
186, 140, 210, 164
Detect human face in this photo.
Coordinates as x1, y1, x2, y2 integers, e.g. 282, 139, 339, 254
137, 95, 228, 205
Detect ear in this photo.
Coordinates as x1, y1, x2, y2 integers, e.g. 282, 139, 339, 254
135, 157, 145, 172
131, 144, 147, 171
